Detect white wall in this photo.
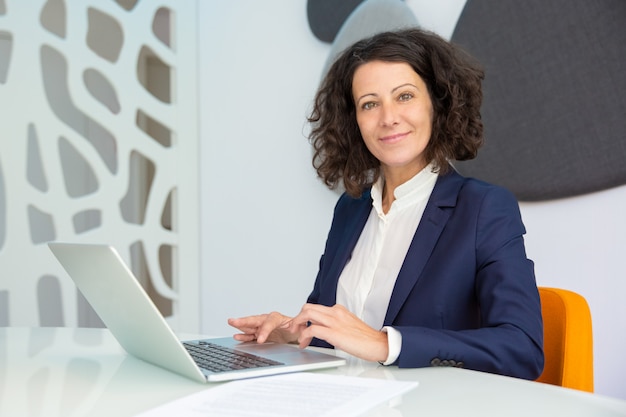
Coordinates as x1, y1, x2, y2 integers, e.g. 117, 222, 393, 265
198, 1, 338, 334
197, 0, 625, 400
521, 187, 626, 400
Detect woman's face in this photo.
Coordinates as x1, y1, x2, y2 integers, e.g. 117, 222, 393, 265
352, 60, 433, 180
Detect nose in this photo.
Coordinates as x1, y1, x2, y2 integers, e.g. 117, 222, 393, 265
379, 102, 399, 127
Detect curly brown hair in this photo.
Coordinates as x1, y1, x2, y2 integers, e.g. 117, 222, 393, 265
308, 28, 485, 197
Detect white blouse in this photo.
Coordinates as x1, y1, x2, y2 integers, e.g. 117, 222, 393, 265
336, 163, 438, 364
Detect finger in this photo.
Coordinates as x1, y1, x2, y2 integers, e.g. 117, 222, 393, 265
228, 315, 268, 334
297, 323, 334, 349
298, 334, 313, 349
229, 324, 258, 334
233, 333, 258, 342
291, 304, 334, 328
290, 304, 318, 327
228, 315, 265, 328
256, 312, 291, 343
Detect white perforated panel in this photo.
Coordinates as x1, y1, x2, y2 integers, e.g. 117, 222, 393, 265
0, 0, 199, 331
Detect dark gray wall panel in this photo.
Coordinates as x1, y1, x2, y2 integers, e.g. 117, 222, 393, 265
452, 0, 626, 201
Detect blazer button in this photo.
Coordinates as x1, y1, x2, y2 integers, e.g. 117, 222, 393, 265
430, 358, 441, 366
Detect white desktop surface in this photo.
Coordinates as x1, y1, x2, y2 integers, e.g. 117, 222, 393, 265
1, 327, 625, 417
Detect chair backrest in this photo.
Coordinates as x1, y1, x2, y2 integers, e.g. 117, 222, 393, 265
536, 287, 594, 392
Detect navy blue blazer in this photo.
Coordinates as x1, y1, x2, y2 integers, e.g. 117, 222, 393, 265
307, 169, 544, 380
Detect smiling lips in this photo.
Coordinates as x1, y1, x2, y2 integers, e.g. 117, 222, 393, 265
380, 132, 410, 144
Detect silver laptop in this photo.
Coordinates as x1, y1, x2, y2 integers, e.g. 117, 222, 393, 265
48, 242, 345, 383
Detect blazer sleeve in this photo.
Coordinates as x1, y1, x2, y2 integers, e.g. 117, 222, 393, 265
393, 183, 544, 380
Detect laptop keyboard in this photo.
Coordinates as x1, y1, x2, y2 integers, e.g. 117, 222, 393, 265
183, 341, 284, 373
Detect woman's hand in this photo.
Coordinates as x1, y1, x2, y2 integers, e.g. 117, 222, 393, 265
228, 312, 299, 344
289, 303, 389, 362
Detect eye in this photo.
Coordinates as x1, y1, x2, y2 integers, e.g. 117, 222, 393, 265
398, 92, 414, 102
361, 101, 377, 110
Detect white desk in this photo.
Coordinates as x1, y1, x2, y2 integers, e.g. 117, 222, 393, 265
1, 327, 625, 417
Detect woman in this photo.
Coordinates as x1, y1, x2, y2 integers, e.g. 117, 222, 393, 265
229, 28, 544, 379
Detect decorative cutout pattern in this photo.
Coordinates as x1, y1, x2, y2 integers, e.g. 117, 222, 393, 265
83, 68, 121, 114
0, 30, 10, 83
0, 1, 199, 330
86, 7, 124, 63
0, 160, 5, 251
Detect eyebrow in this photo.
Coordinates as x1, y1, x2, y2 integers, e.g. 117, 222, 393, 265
355, 83, 419, 105
392, 83, 419, 94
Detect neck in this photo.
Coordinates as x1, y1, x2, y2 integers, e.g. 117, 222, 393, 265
380, 175, 408, 214
380, 162, 430, 212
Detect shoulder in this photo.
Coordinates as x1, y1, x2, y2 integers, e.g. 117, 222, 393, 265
451, 174, 527, 243
437, 169, 519, 209
327, 189, 373, 233
334, 189, 372, 213
463, 177, 519, 211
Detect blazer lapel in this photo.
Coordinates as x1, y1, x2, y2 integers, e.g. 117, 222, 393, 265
383, 170, 465, 325
317, 191, 372, 307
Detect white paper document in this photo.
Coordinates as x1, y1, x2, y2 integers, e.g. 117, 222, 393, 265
136, 372, 418, 417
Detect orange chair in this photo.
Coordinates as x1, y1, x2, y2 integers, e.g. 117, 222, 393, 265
536, 287, 594, 392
